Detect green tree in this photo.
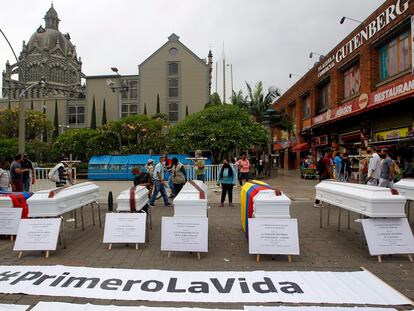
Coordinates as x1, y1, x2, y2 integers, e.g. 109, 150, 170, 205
244, 81, 281, 123
53, 100, 59, 139
101, 98, 107, 126
0, 138, 18, 160
169, 105, 268, 163
144, 103, 147, 115
231, 90, 248, 108
156, 94, 160, 113
91, 96, 97, 129
86, 129, 119, 156
52, 128, 98, 161
185, 105, 189, 116
205, 92, 222, 108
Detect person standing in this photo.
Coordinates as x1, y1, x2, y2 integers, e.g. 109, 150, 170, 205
171, 157, 186, 196
333, 152, 343, 180
236, 153, 250, 186
367, 146, 381, 186
314, 148, 333, 207
21, 154, 35, 192
194, 150, 206, 182
149, 156, 172, 207
379, 149, 395, 188
0, 160, 11, 192
340, 153, 352, 182
217, 160, 237, 207
163, 153, 175, 198
10, 154, 29, 192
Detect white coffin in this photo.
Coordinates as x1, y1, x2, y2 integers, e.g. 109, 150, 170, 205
27, 182, 100, 217
253, 190, 291, 218
173, 192, 208, 217
393, 179, 414, 201
116, 186, 149, 212
0, 197, 12, 208
315, 180, 406, 217
180, 180, 208, 199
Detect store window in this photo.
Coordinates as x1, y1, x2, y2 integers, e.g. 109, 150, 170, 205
168, 102, 179, 122
379, 31, 411, 81
317, 81, 330, 113
121, 103, 138, 118
302, 94, 310, 119
343, 63, 360, 98
68, 106, 85, 125
169, 79, 179, 98
129, 81, 138, 99
168, 62, 179, 75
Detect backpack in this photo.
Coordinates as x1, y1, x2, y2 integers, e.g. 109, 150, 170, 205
173, 165, 186, 184
48, 163, 64, 182
316, 157, 325, 175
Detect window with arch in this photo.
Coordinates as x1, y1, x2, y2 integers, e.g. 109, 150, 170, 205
28, 64, 41, 81
50, 66, 65, 83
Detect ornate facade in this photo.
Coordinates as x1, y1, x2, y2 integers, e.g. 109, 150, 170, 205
2, 4, 85, 100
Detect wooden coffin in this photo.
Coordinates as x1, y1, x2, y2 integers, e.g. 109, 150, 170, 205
173, 192, 208, 217
393, 179, 414, 201
27, 182, 100, 217
116, 185, 149, 212
253, 189, 291, 218
315, 180, 406, 217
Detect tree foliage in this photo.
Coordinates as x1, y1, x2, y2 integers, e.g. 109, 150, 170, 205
53, 100, 59, 139
102, 99, 107, 125
169, 105, 268, 163
52, 128, 98, 161
156, 94, 160, 114
91, 96, 97, 129
205, 92, 222, 108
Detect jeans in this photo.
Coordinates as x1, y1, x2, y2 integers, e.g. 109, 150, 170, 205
239, 172, 249, 186
23, 178, 30, 192
149, 180, 169, 205
379, 178, 393, 188
168, 175, 175, 195
0, 186, 10, 192
196, 174, 205, 182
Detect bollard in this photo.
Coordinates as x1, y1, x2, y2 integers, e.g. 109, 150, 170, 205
108, 191, 113, 212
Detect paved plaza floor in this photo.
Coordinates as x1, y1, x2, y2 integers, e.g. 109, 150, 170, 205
0, 170, 413, 309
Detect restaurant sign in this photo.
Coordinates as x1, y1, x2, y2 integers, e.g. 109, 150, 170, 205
312, 93, 368, 126
317, 0, 410, 77
369, 75, 414, 107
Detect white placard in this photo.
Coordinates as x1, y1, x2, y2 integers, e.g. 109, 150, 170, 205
161, 217, 208, 252
244, 307, 397, 311
0, 208, 22, 235
13, 218, 61, 251
248, 218, 299, 255
32, 301, 236, 311
0, 304, 29, 311
103, 213, 146, 244
0, 266, 410, 305
362, 218, 414, 256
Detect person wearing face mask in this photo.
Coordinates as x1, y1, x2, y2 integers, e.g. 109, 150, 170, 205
366, 146, 381, 186
217, 159, 237, 207
379, 148, 395, 188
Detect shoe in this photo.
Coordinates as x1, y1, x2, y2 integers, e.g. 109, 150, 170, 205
165, 203, 173, 207
219, 203, 224, 207
149, 203, 155, 207
169, 194, 175, 198
229, 203, 234, 207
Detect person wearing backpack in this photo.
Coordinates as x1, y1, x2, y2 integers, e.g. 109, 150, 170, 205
171, 157, 186, 196
49, 158, 69, 187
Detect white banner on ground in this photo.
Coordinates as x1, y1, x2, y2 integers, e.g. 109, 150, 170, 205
0, 266, 411, 305
31, 302, 237, 311
362, 218, 414, 256
0, 304, 29, 311
244, 307, 397, 311
0, 208, 22, 235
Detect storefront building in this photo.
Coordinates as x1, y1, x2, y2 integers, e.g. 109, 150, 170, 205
273, 0, 414, 169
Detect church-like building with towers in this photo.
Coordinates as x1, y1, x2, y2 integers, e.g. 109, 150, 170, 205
1, 4, 213, 131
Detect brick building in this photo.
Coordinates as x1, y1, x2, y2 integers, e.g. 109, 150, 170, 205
273, 0, 414, 170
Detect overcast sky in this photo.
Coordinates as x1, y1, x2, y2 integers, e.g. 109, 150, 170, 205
1, 0, 384, 101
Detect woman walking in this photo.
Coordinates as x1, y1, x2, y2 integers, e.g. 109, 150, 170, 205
171, 157, 186, 196
217, 159, 237, 207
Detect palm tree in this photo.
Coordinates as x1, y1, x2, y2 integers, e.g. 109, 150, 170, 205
230, 90, 247, 108
245, 81, 281, 123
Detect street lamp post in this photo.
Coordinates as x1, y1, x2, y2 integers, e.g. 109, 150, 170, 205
18, 78, 46, 153
58, 124, 70, 135
107, 67, 128, 119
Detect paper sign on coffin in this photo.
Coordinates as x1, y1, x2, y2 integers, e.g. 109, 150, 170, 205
27, 182, 99, 217
315, 180, 406, 217
116, 186, 149, 212
393, 179, 414, 201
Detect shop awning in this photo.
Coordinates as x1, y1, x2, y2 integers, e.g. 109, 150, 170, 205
292, 143, 310, 152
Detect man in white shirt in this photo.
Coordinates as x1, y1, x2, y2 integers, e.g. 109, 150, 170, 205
148, 156, 172, 207
0, 160, 11, 191
367, 146, 381, 186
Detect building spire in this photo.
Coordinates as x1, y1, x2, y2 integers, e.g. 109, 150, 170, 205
44, 3, 60, 30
